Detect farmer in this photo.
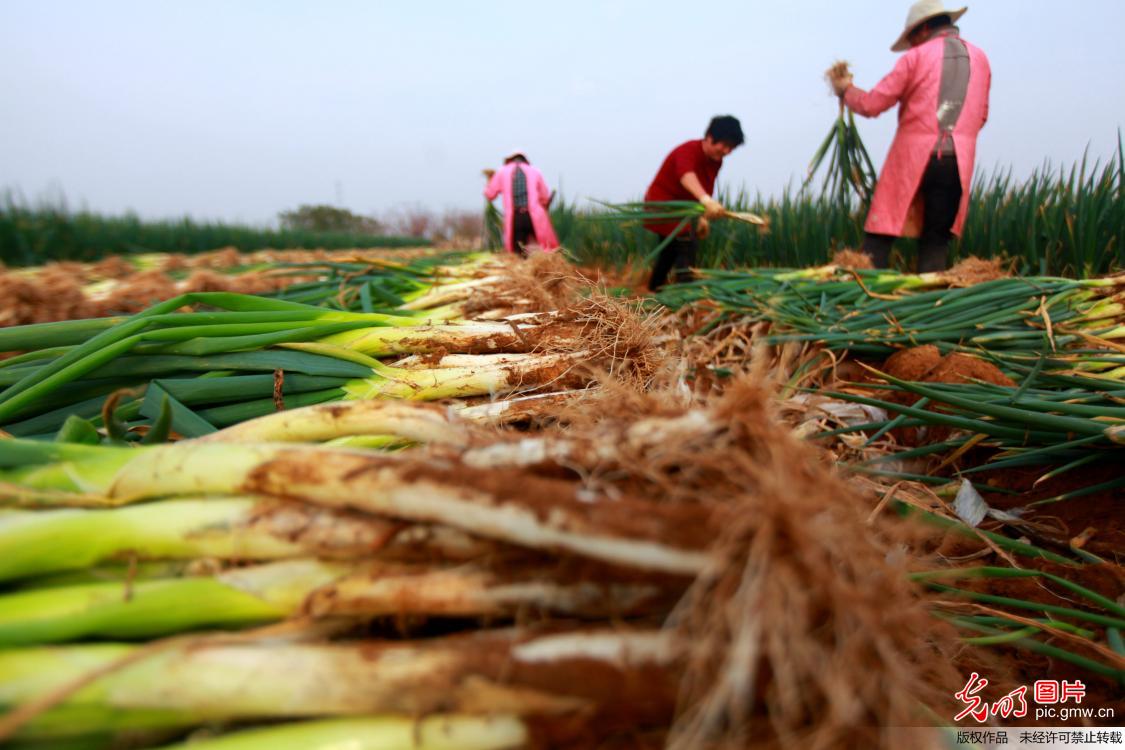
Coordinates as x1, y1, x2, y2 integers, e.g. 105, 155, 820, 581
828, 1, 990, 273
644, 115, 744, 291
483, 150, 559, 257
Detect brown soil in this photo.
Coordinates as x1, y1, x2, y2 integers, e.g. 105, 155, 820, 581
929, 353, 1016, 388
832, 357, 882, 385
883, 347, 1014, 389
906, 511, 1125, 728
975, 462, 1125, 561
876, 348, 1015, 445
414, 347, 450, 366
884, 344, 943, 381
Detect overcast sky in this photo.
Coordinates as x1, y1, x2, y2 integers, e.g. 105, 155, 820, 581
1, 0, 1123, 225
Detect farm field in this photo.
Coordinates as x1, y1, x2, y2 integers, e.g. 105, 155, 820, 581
0, 218, 1121, 748
0, 196, 428, 268
7, 0, 1125, 745
556, 141, 1125, 278
6, 140, 1123, 279
0, 246, 440, 327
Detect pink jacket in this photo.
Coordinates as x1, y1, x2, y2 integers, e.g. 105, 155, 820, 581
483, 163, 560, 253
845, 33, 991, 237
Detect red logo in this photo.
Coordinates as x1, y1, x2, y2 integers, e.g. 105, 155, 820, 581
955, 673, 1031, 723
1034, 680, 1086, 705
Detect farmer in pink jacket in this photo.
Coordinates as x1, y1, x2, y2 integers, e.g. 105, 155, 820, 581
483, 150, 559, 256
829, 1, 991, 272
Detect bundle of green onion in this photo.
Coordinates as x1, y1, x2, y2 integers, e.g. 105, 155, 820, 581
653, 263, 1124, 685
804, 62, 878, 206
0, 396, 699, 747
483, 199, 504, 251
0, 284, 586, 439
591, 200, 769, 263
819, 373, 1125, 496
663, 267, 1125, 501
265, 251, 502, 313
658, 267, 1124, 359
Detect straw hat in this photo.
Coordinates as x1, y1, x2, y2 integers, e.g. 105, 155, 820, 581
891, 0, 967, 52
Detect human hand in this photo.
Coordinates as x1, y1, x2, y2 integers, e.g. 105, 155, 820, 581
482, 168, 496, 179
825, 62, 853, 97
830, 72, 853, 96
700, 196, 724, 219
696, 216, 710, 239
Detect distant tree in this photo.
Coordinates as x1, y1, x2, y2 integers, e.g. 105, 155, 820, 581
277, 204, 485, 246
278, 204, 383, 234
436, 210, 484, 247
381, 204, 435, 240
379, 206, 483, 247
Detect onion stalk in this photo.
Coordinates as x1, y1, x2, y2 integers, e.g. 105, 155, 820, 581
0, 498, 399, 582
148, 716, 529, 750
0, 556, 669, 647
0, 629, 674, 738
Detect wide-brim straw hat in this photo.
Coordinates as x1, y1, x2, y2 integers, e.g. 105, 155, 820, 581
891, 0, 967, 52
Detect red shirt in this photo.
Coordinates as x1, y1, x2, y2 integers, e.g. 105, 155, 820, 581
644, 139, 723, 236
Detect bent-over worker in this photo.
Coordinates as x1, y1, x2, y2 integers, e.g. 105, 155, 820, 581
644, 115, 745, 291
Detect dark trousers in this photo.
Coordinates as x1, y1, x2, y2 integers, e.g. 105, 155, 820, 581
512, 208, 535, 257
863, 153, 962, 273
648, 232, 698, 291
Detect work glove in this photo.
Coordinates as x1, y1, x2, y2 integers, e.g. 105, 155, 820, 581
696, 216, 710, 239
700, 196, 725, 220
